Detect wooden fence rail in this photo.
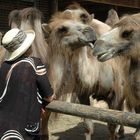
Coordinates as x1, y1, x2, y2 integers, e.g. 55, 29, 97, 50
46, 100, 140, 128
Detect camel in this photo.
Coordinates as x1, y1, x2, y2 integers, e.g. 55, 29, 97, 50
42, 4, 126, 140
93, 13, 140, 140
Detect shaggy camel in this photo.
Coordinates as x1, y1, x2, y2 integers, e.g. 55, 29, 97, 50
42, 4, 126, 140
93, 13, 140, 140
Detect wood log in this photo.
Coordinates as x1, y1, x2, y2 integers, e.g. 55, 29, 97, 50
46, 100, 140, 128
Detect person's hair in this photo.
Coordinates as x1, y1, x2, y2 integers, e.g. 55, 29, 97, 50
22, 47, 32, 57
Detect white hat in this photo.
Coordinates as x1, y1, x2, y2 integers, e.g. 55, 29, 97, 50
2, 28, 35, 61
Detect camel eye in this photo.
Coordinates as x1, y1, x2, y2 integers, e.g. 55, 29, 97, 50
80, 13, 88, 23
58, 26, 68, 34
121, 30, 133, 39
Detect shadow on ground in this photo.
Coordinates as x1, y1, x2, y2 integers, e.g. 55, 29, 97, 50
51, 122, 135, 140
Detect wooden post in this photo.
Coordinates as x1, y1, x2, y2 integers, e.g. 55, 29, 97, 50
46, 101, 140, 128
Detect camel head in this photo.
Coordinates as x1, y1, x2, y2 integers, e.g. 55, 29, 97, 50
93, 13, 140, 61
42, 17, 96, 53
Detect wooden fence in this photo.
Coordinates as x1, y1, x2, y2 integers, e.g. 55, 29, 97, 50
46, 100, 140, 128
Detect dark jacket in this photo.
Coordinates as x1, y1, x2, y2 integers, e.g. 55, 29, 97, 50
0, 57, 53, 139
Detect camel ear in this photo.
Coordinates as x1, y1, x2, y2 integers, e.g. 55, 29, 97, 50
91, 13, 94, 19
63, 9, 73, 19
42, 23, 51, 38
105, 9, 119, 27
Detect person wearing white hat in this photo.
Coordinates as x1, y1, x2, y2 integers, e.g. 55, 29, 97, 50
0, 28, 55, 140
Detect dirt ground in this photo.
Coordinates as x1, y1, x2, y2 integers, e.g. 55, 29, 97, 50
48, 113, 136, 140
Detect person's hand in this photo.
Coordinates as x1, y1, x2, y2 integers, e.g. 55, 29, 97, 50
45, 94, 56, 102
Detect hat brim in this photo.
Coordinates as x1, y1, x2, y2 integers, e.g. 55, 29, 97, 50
5, 30, 35, 61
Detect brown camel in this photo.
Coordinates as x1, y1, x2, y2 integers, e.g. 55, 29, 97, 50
42, 4, 126, 140
93, 13, 140, 140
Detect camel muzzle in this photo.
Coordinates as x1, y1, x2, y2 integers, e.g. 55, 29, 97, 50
93, 40, 132, 62
83, 27, 97, 44
92, 40, 116, 62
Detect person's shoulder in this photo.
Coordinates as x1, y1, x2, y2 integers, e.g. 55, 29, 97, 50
31, 57, 42, 63
18, 60, 33, 68
31, 57, 48, 68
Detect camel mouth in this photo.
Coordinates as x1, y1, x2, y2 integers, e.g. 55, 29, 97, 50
93, 40, 132, 62
78, 38, 96, 47
97, 51, 115, 62
97, 42, 131, 61
94, 48, 117, 62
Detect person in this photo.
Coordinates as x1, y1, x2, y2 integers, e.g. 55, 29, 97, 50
0, 28, 55, 140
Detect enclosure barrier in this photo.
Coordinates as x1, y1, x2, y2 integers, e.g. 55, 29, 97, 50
46, 100, 140, 128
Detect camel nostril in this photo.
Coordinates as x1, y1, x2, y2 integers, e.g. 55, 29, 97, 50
83, 27, 96, 42
77, 26, 82, 32
84, 27, 93, 33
